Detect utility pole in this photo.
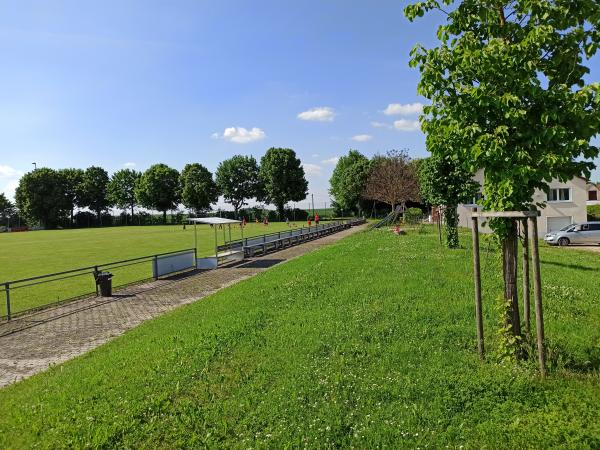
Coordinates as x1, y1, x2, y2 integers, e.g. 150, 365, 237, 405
311, 194, 315, 218
32, 162, 37, 170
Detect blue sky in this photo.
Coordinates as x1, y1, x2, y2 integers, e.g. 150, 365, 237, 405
0, 0, 598, 209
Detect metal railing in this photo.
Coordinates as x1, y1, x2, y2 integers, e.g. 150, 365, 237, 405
218, 218, 365, 256
0, 248, 196, 321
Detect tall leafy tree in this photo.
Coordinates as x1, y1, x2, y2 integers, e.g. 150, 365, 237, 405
58, 168, 84, 227
329, 150, 371, 215
363, 150, 420, 213
108, 169, 141, 221
215, 155, 262, 217
0, 193, 14, 225
180, 163, 219, 214
136, 164, 180, 223
259, 148, 308, 218
418, 155, 478, 248
406, 0, 600, 338
79, 166, 111, 224
15, 168, 66, 228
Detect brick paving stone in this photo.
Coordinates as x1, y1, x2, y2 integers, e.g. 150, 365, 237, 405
0, 224, 366, 387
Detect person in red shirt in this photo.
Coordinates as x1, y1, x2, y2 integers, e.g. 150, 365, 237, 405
307, 217, 312, 227
315, 213, 320, 225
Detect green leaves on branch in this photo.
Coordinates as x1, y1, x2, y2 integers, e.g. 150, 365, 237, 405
405, 0, 600, 237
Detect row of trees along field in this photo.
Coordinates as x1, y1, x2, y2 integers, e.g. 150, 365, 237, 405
10, 148, 308, 229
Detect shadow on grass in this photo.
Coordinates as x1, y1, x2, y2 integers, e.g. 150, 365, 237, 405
0, 269, 205, 338
541, 260, 598, 272
547, 342, 600, 374
235, 259, 285, 269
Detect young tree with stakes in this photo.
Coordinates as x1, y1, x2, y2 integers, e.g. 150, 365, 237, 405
406, 1, 600, 347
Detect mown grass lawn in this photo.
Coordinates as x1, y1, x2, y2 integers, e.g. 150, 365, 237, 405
0, 222, 299, 315
0, 228, 598, 448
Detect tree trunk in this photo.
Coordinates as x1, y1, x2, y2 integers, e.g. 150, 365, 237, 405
502, 219, 521, 337
444, 206, 460, 249
70, 209, 74, 228
131, 204, 134, 225
97, 210, 102, 226
163, 210, 167, 224
277, 203, 285, 220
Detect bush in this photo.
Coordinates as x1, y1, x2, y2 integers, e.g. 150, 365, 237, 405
588, 205, 600, 221
404, 207, 423, 225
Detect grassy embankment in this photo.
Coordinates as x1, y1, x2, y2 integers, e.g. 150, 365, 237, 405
0, 222, 299, 315
0, 227, 598, 448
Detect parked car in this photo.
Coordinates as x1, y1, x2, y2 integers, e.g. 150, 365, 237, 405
544, 222, 600, 246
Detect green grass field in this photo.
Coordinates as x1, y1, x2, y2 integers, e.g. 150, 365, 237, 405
0, 228, 598, 448
0, 222, 298, 316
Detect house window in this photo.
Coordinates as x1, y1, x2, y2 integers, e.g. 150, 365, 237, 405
590, 190, 598, 201
547, 188, 571, 202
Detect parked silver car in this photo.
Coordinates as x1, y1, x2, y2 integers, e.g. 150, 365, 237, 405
544, 222, 600, 246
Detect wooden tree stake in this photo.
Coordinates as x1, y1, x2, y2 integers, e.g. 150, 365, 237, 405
471, 209, 484, 359
529, 213, 546, 377
521, 219, 531, 335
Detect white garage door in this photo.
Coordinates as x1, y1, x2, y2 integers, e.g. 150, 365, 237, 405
547, 216, 572, 233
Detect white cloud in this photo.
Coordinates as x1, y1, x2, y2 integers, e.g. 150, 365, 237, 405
351, 134, 373, 142
371, 121, 390, 128
0, 165, 24, 200
297, 107, 335, 122
383, 102, 424, 116
302, 163, 322, 176
393, 119, 421, 132
321, 157, 340, 165
123, 162, 136, 169
214, 127, 266, 144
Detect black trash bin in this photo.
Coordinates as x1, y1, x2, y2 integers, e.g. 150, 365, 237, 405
96, 272, 113, 297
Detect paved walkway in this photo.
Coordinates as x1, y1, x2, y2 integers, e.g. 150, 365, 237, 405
0, 224, 366, 387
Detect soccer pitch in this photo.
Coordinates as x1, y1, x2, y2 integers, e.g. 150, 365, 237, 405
0, 222, 295, 316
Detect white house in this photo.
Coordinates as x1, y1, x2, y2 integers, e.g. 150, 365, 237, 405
457, 169, 588, 234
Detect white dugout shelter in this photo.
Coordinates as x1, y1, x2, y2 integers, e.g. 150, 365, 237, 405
188, 217, 244, 269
